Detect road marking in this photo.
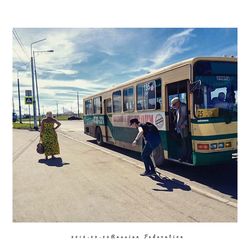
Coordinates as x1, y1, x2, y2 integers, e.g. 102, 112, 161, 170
58, 131, 237, 208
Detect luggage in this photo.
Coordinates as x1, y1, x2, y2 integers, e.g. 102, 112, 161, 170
36, 142, 44, 154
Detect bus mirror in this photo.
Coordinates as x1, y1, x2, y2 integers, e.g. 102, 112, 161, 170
190, 80, 201, 92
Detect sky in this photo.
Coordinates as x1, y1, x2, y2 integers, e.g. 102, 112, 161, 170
12, 28, 237, 115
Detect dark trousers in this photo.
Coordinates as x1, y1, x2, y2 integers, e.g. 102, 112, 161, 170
141, 142, 156, 173
180, 134, 191, 161
180, 136, 189, 159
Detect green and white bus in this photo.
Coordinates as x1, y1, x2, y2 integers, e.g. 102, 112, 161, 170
83, 57, 237, 166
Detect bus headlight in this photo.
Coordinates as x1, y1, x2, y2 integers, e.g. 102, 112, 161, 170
225, 142, 232, 148
210, 143, 217, 150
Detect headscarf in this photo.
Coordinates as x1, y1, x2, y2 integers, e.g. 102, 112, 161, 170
46, 111, 53, 118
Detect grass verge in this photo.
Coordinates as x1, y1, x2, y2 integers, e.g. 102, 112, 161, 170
13, 122, 34, 130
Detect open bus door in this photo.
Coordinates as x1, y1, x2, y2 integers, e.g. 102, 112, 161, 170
104, 98, 112, 143
166, 80, 192, 163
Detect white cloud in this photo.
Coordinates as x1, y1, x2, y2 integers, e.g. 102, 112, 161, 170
13, 28, 137, 81
99, 49, 118, 56
13, 71, 112, 96
151, 28, 194, 68
37, 68, 78, 76
120, 29, 195, 75
13, 28, 90, 75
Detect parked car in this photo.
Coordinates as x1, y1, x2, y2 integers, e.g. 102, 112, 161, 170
13, 112, 17, 122
68, 115, 82, 120
23, 114, 31, 119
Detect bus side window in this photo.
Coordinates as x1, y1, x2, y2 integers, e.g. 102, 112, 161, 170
136, 79, 161, 110
112, 90, 122, 113
137, 103, 142, 110
85, 99, 92, 114
136, 84, 144, 110
93, 96, 102, 114
106, 99, 112, 113
123, 87, 134, 112
156, 79, 162, 110
147, 81, 156, 109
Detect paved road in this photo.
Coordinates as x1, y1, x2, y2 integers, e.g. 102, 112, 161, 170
59, 121, 237, 202
13, 121, 237, 222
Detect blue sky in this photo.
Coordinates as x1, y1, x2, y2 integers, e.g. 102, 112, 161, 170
12, 28, 237, 115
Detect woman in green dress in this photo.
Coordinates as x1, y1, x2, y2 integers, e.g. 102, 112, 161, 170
40, 111, 61, 160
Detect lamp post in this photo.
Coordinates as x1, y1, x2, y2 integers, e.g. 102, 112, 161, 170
16, 66, 29, 123
17, 71, 22, 123
56, 101, 59, 117
33, 49, 54, 125
77, 91, 80, 117
30, 38, 46, 130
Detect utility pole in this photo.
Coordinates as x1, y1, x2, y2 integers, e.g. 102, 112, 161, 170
30, 38, 46, 130
13, 98, 15, 113
77, 91, 80, 117
56, 101, 59, 117
31, 53, 38, 130
33, 54, 41, 126
17, 72, 22, 123
33, 49, 53, 125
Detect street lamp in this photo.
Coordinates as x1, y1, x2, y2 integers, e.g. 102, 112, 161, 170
30, 38, 46, 130
33, 49, 54, 125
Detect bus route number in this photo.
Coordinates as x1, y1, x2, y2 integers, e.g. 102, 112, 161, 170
197, 110, 204, 118
197, 108, 219, 118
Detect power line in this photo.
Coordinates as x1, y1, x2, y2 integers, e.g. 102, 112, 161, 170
13, 47, 28, 66
13, 29, 30, 60
12, 29, 30, 62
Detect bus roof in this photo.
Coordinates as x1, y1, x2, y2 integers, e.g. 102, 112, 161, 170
83, 56, 237, 100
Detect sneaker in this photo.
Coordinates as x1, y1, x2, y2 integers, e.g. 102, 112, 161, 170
149, 171, 157, 176
140, 171, 151, 176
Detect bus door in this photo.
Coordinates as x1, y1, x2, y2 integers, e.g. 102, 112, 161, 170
166, 80, 192, 162
104, 98, 112, 142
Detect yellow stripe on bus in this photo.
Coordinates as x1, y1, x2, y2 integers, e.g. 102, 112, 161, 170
191, 121, 237, 137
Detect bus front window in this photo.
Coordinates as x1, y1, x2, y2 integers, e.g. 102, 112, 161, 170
193, 61, 237, 119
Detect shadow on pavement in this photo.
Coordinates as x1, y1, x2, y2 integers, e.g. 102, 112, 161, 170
38, 157, 70, 167
158, 160, 237, 199
87, 139, 237, 199
150, 174, 191, 192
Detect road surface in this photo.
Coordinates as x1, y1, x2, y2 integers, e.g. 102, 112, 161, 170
13, 121, 237, 222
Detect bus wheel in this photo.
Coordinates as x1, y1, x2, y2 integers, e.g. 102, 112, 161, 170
96, 127, 103, 146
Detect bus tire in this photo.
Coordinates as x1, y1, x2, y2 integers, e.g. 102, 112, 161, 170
96, 127, 103, 146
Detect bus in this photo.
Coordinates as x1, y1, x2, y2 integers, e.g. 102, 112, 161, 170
83, 57, 237, 166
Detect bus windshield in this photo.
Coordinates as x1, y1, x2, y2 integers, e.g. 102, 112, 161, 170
193, 60, 237, 119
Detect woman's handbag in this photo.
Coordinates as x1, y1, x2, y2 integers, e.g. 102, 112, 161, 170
36, 141, 44, 154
